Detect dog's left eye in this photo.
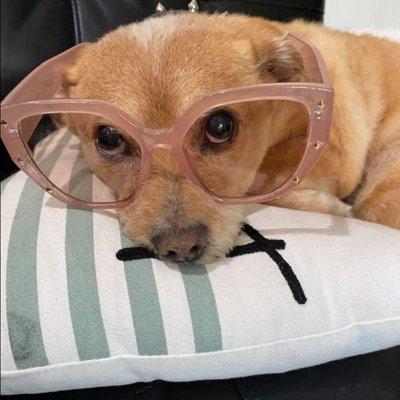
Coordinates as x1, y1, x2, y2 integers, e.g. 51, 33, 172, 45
205, 111, 235, 143
95, 125, 128, 156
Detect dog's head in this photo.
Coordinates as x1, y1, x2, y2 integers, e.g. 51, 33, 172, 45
62, 12, 306, 262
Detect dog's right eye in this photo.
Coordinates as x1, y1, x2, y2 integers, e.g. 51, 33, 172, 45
95, 125, 128, 156
205, 111, 235, 143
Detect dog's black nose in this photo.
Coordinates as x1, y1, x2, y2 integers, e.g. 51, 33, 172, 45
151, 223, 208, 263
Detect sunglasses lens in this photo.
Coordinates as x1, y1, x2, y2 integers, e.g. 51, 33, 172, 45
183, 99, 309, 198
20, 113, 142, 203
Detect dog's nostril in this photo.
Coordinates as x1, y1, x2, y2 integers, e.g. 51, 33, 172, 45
190, 245, 200, 255
167, 250, 178, 259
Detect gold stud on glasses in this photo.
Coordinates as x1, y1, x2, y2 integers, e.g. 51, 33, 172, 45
293, 176, 300, 184
1, 120, 7, 126
188, 0, 199, 12
312, 141, 324, 150
317, 100, 326, 110
45, 188, 53, 194
155, 2, 166, 12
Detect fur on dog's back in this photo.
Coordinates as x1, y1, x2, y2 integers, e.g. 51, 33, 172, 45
273, 20, 400, 226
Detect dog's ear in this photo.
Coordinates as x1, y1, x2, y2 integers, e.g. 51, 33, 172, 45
57, 44, 93, 98
256, 35, 305, 82
54, 44, 92, 133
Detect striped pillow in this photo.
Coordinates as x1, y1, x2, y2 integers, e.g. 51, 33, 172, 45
1, 133, 400, 395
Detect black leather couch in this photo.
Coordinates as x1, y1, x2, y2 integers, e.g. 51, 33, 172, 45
1, 1, 399, 399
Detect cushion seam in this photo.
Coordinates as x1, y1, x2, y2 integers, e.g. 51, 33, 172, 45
2, 316, 399, 376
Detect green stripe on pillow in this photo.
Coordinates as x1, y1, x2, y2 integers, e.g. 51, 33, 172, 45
7, 181, 50, 369
121, 235, 168, 356
6, 132, 70, 369
179, 263, 222, 352
65, 156, 110, 361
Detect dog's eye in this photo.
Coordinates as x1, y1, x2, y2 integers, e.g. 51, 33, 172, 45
96, 125, 128, 155
205, 112, 235, 143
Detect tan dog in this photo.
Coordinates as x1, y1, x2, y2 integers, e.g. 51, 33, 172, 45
62, 12, 400, 262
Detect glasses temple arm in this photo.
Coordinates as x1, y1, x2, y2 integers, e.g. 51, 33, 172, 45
287, 33, 331, 86
1, 44, 89, 142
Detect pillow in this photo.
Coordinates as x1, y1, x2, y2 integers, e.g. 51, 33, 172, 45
1, 155, 400, 394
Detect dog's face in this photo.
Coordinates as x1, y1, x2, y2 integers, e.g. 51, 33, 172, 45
62, 13, 305, 262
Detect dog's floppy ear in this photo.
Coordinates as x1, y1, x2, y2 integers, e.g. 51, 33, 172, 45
54, 44, 92, 133
257, 34, 305, 82
57, 44, 93, 97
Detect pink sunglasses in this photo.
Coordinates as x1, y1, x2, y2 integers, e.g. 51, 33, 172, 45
0, 33, 333, 209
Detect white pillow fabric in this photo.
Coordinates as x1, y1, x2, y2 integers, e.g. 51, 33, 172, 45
1, 164, 400, 394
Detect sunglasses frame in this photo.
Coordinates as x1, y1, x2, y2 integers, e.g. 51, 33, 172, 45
1, 34, 333, 209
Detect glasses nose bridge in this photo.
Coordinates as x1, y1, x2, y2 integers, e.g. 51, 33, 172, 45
141, 126, 179, 151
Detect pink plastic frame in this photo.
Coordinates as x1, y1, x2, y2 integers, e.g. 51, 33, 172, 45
1, 34, 333, 209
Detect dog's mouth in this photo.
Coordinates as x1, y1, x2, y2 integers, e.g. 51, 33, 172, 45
117, 223, 275, 262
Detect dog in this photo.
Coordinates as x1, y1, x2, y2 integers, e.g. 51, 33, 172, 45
61, 12, 400, 262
